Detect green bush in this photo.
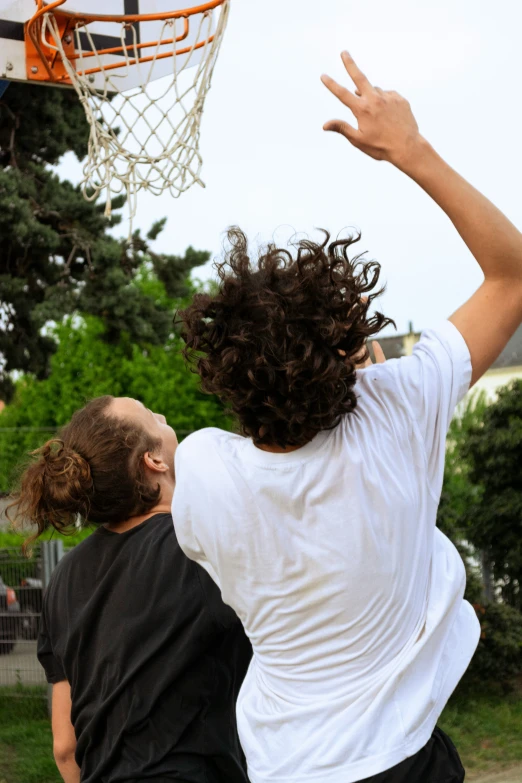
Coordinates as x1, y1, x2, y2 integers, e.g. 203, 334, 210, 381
0, 529, 92, 550
460, 602, 522, 693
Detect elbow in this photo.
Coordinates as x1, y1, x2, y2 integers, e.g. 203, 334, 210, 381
483, 275, 522, 307
53, 741, 76, 766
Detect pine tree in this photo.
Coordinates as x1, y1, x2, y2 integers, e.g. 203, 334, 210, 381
0, 82, 209, 401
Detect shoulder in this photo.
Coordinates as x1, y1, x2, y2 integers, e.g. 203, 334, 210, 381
356, 321, 470, 396
53, 533, 96, 569
176, 428, 244, 464
174, 429, 246, 510
42, 534, 95, 612
178, 427, 239, 449
418, 320, 470, 359
45, 532, 97, 585
178, 426, 224, 448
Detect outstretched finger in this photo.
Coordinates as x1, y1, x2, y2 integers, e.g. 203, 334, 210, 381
321, 73, 358, 113
372, 340, 386, 364
323, 119, 359, 145
341, 51, 372, 94
323, 119, 360, 147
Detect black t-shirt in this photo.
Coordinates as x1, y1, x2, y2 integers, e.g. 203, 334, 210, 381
38, 513, 252, 783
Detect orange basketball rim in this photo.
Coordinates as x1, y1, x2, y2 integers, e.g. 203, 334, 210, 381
25, 0, 228, 85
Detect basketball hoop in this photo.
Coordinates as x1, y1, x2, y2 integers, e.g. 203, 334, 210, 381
24, 0, 230, 226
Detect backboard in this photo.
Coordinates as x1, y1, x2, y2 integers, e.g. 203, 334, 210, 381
0, 1, 221, 91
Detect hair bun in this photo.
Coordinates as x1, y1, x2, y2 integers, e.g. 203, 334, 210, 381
39, 438, 94, 514
42, 439, 92, 485
7, 437, 95, 551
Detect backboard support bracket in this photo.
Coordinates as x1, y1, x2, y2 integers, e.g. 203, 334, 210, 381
25, 9, 75, 83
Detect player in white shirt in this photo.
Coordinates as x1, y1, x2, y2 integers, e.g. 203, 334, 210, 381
172, 53, 522, 783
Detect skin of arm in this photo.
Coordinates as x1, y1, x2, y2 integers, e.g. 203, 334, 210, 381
52, 681, 80, 783
321, 52, 522, 386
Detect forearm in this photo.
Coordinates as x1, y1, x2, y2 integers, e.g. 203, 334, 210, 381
52, 682, 79, 783
397, 137, 522, 283
55, 752, 80, 783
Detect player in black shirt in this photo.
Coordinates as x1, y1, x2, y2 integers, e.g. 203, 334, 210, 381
8, 396, 252, 783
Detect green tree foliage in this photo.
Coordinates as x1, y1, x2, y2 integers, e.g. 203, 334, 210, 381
0, 82, 209, 401
460, 380, 522, 610
460, 602, 522, 694
0, 313, 231, 494
437, 393, 488, 605
435, 386, 522, 691
438, 392, 487, 540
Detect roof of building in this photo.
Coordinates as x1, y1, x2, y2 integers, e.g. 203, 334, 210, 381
375, 333, 405, 361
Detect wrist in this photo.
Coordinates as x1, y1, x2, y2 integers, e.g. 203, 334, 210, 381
389, 135, 437, 176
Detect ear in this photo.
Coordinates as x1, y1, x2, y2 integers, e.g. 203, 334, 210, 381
143, 452, 170, 474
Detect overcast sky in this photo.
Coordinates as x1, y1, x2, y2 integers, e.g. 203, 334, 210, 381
60, 0, 522, 335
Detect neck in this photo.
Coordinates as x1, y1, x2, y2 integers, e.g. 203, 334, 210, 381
105, 503, 172, 534
105, 479, 174, 534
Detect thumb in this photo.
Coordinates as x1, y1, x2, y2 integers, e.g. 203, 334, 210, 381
372, 340, 386, 364
323, 120, 359, 144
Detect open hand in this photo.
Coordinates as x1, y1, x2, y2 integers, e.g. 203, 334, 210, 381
321, 52, 422, 167
359, 340, 386, 368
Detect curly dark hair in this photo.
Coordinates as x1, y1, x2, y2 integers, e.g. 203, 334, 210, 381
178, 228, 395, 448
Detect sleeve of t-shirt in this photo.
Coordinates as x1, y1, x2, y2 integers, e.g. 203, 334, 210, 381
390, 320, 472, 497
173, 438, 223, 590
37, 598, 66, 685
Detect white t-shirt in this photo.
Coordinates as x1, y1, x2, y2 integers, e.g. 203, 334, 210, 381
172, 320, 481, 783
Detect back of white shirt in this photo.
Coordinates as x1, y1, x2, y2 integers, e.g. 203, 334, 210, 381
172, 321, 481, 783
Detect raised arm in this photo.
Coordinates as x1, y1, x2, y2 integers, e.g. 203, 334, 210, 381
321, 52, 522, 386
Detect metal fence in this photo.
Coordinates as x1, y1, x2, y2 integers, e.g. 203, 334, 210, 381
0, 542, 64, 693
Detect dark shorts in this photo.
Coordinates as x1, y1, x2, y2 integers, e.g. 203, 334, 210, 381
360, 727, 465, 782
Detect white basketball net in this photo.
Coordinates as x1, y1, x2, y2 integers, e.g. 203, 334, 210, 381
40, 2, 230, 226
